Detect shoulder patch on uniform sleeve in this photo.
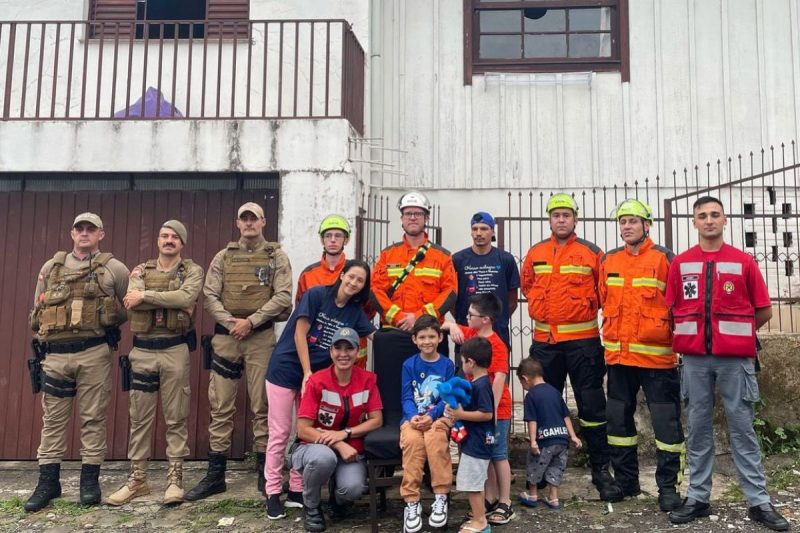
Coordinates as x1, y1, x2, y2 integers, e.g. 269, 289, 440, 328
129, 266, 143, 279
575, 237, 602, 255
301, 261, 322, 274
600, 246, 624, 263
429, 242, 452, 255
382, 241, 404, 252
652, 244, 675, 262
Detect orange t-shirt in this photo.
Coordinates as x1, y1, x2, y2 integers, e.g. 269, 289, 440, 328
460, 325, 512, 420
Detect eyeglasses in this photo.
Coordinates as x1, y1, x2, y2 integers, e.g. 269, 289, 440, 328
402, 211, 427, 219
466, 312, 485, 319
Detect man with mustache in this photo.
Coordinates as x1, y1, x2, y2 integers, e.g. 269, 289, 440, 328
106, 220, 203, 506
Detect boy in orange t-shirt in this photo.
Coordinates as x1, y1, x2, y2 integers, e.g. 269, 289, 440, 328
444, 293, 515, 525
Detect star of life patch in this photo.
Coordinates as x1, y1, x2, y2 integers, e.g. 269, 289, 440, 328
683, 280, 699, 300
317, 405, 337, 427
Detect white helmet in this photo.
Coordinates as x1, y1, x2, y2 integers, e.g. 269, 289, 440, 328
397, 191, 431, 213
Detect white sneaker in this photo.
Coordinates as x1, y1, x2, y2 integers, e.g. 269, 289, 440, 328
429, 494, 449, 528
403, 501, 423, 533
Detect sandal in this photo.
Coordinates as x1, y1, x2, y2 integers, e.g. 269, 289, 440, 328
487, 502, 515, 525
462, 499, 496, 523
539, 498, 561, 510
518, 491, 538, 508
458, 520, 492, 533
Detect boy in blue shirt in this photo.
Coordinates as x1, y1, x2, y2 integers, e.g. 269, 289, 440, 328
446, 337, 495, 533
401, 316, 456, 533
517, 357, 582, 510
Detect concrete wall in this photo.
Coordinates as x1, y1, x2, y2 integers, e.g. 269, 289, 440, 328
0, 118, 363, 290
370, 0, 800, 189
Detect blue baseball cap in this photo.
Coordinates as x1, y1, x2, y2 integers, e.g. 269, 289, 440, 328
470, 212, 495, 229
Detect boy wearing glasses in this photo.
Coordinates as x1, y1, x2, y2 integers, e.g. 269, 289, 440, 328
444, 294, 514, 525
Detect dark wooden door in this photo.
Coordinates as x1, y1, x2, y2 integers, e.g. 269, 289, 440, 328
0, 187, 279, 460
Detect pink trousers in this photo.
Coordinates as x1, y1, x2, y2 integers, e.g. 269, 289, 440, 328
265, 380, 304, 496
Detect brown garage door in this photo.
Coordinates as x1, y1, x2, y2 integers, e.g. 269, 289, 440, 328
0, 184, 280, 460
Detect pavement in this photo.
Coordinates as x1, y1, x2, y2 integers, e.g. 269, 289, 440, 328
0, 454, 798, 532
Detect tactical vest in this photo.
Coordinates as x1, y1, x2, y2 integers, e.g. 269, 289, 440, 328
129, 259, 196, 335
32, 251, 121, 342
221, 241, 279, 317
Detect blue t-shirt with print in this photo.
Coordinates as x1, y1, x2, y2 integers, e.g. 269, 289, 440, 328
523, 382, 571, 448
401, 353, 455, 424
452, 247, 520, 349
266, 284, 375, 389
460, 375, 495, 460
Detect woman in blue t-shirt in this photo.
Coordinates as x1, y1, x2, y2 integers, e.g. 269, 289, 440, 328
263, 259, 376, 518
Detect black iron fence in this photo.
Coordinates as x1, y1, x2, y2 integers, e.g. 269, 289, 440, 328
357, 145, 800, 430
0, 19, 365, 133
355, 193, 443, 265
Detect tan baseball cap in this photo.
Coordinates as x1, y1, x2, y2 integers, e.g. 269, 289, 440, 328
238, 202, 265, 219
73, 212, 103, 229
162, 220, 188, 244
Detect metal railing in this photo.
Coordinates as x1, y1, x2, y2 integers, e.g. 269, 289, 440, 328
663, 143, 800, 332
0, 19, 365, 132
356, 193, 443, 265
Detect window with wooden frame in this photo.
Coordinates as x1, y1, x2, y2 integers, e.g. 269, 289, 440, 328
89, 0, 249, 39
463, 0, 629, 84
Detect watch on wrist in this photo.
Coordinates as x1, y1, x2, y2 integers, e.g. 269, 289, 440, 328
344, 427, 352, 440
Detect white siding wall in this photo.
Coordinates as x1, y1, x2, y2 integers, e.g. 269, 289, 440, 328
371, 0, 800, 189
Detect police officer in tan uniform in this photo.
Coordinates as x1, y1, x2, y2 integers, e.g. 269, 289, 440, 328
185, 202, 293, 500
25, 212, 129, 512
106, 220, 204, 506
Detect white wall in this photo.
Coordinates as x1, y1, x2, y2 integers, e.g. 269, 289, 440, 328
370, 0, 800, 189
0, 118, 363, 290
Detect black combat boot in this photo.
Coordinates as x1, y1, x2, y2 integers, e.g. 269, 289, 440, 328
591, 464, 624, 502
184, 451, 227, 501
25, 463, 62, 512
79, 464, 102, 505
255, 451, 266, 496
658, 487, 682, 512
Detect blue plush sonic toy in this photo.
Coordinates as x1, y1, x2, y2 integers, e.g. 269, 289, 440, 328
436, 377, 473, 443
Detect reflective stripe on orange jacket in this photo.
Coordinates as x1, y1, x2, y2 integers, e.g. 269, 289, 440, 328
296, 253, 346, 305
521, 233, 602, 343
599, 238, 676, 369
370, 234, 457, 326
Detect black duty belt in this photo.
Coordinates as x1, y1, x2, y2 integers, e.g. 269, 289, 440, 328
214, 321, 272, 335
46, 336, 107, 354
133, 332, 194, 350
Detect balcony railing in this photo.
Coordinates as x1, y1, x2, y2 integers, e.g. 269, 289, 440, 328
0, 19, 365, 133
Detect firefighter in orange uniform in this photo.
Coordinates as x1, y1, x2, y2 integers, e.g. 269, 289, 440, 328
370, 191, 457, 358
296, 214, 370, 367
521, 193, 622, 502
599, 199, 684, 511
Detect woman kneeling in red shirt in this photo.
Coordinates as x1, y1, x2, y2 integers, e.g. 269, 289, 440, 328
292, 327, 383, 532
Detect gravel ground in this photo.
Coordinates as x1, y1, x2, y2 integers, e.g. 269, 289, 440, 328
0, 456, 797, 532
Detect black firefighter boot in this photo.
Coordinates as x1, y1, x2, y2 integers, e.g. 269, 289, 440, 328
656, 449, 683, 511
256, 451, 266, 496
611, 445, 641, 498
583, 425, 624, 502
184, 451, 227, 501
25, 463, 62, 512
592, 464, 624, 502
80, 464, 102, 505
